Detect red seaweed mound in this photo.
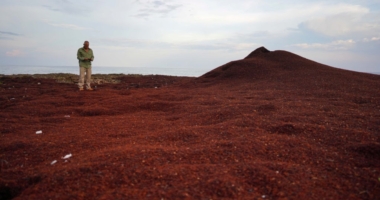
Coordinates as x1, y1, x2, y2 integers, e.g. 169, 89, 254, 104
195, 47, 378, 93
244, 46, 271, 59
199, 47, 335, 81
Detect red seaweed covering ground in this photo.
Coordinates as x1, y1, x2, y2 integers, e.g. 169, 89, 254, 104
1, 47, 380, 199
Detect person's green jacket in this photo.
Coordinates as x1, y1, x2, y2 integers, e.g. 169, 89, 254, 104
77, 47, 94, 68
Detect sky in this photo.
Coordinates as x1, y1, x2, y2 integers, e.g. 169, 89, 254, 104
0, 0, 380, 74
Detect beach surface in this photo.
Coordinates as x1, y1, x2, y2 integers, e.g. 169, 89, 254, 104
1, 47, 380, 199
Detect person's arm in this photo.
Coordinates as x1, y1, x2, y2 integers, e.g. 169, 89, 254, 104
90, 49, 94, 61
77, 49, 87, 61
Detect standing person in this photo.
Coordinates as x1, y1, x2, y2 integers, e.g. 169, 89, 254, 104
77, 41, 94, 91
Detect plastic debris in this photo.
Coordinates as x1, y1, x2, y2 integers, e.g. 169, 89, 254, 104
62, 154, 72, 159
51, 160, 57, 165
262, 195, 266, 199
36, 130, 42, 134
64, 115, 70, 118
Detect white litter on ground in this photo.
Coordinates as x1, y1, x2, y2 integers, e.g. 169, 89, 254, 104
62, 154, 72, 159
51, 160, 57, 165
36, 130, 42, 134
64, 115, 70, 118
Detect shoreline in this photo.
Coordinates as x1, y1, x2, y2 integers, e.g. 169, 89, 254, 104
0, 73, 195, 84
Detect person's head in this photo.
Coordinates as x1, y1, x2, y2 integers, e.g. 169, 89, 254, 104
83, 41, 89, 49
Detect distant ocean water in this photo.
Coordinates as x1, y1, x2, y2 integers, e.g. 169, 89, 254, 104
1, 65, 379, 77
0, 65, 211, 77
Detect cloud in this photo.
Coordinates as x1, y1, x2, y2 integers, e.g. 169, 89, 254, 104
42, 0, 90, 15
293, 39, 356, 50
363, 36, 380, 42
248, 31, 271, 38
6, 50, 23, 57
298, 5, 380, 37
98, 38, 171, 48
98, 36, 258, 53
0, 31, 20, 40
232, 31, 271, 43
133, 0, 182, 18
174, 42, 257, 51
0, 31, 20, 36
153, 1, 165, 7
42, 5, 61, 12
0, 37, 13, 40
46, 22, 88, 30
134, 13, 151, 18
